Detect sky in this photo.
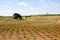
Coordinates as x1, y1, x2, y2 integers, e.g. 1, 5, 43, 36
0, 0, 60, 16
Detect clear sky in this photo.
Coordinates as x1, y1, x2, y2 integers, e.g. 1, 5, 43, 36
0, 0, 60, 16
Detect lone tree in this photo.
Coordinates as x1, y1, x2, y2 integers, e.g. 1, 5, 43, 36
13, 13, 22, 19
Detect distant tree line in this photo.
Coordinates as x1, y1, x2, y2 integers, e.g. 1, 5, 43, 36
40, 14, 60, 16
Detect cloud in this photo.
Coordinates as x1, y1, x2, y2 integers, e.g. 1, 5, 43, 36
38, 0, 48, 8
17, 2, 28, 7
5, 0, 12, 5
5, 5, 9, 8
29, 7, 33, 10
4, 0, 12, 8
42, 5, 47, 8
0, 10, 3, 12
39, 0, 45, 2
42, 3, 48, 9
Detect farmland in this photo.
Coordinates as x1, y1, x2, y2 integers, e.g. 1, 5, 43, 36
0, 16, 60, 40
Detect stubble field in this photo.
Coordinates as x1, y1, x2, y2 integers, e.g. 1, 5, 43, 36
0, 16, 60, 40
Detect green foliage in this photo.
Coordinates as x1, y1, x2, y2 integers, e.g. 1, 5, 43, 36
13, 13, 22, 19
25, 16, 31, 18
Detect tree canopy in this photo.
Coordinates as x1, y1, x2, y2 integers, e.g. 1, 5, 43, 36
13, 13, 22, 19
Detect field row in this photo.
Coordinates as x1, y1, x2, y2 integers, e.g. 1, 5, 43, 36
0, 20, 60, 40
